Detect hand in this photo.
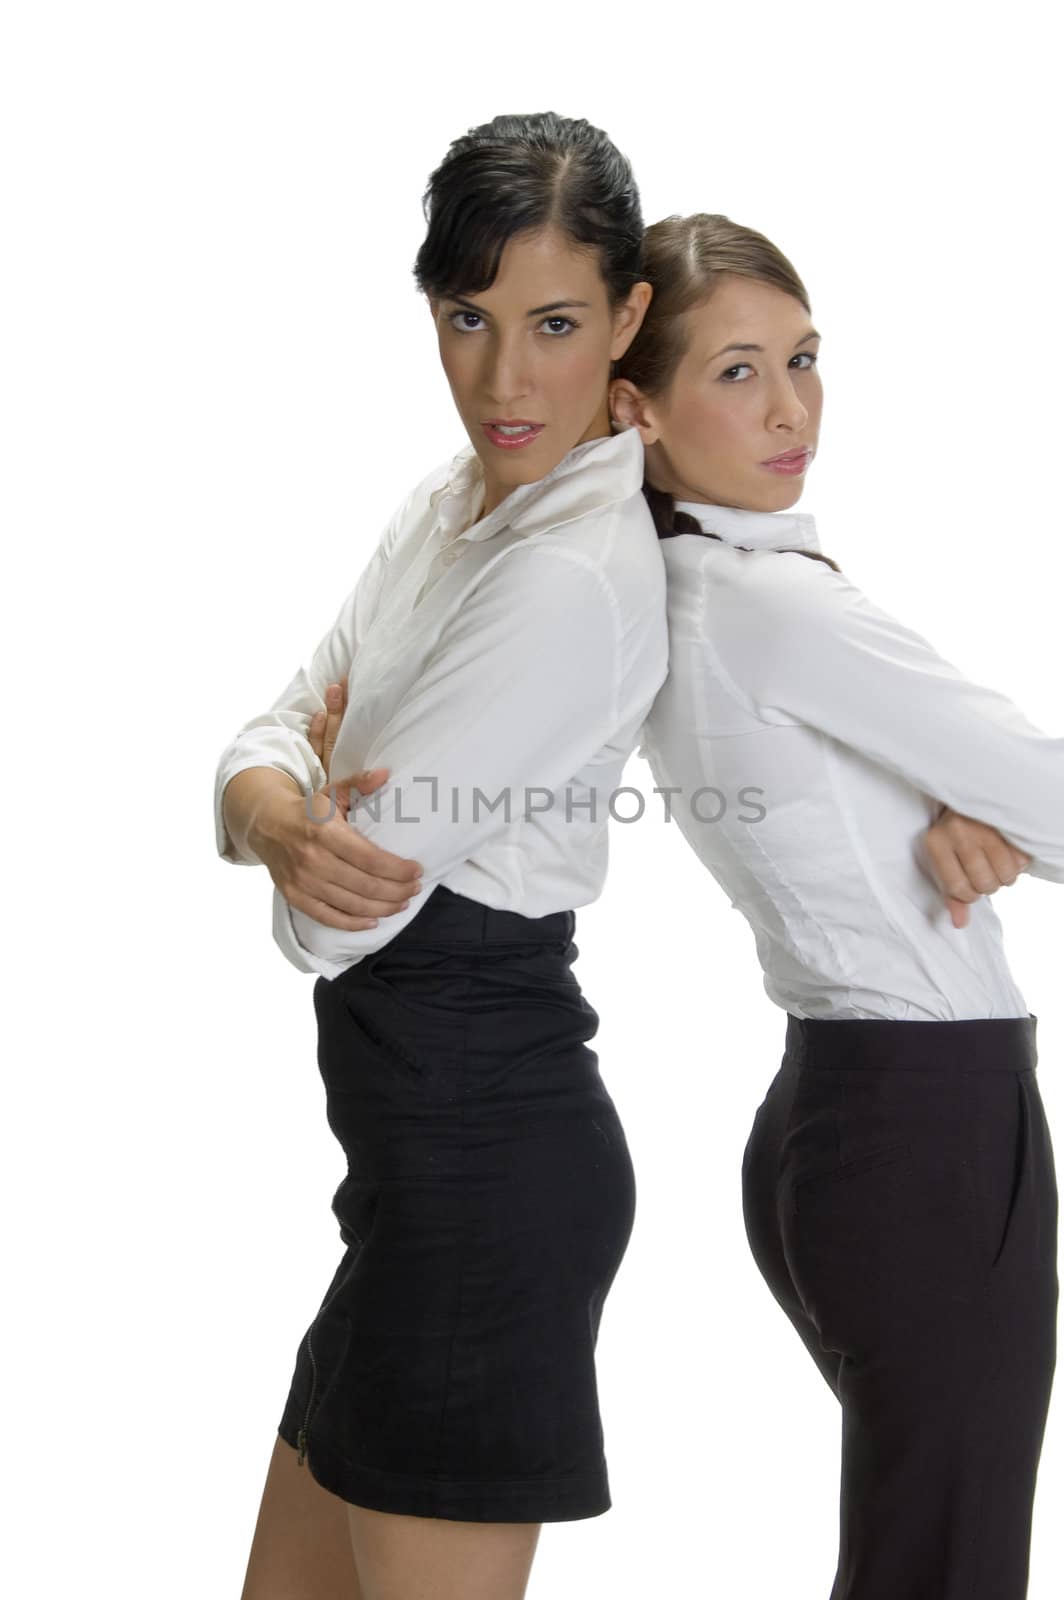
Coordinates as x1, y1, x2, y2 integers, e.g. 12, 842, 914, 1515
247, 679, 423, 930
921, 807, 1032, 930
309, 680, 363, 788
306, 677, 398, 833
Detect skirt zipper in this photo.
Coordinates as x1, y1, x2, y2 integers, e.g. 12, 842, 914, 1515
296, 1324, 319, 1468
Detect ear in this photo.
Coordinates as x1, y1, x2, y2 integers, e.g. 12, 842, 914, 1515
610, 280, 653, 360
609, 377, 661, 444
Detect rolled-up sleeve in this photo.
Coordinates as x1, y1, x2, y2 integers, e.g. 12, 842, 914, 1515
719, 557, 1064, 882
277, 541, 624, 973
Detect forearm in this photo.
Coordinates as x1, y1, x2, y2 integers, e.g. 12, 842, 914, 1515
220, 766, 303, 865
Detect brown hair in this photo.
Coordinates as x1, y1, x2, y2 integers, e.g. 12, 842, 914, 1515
614, 213, 840, 574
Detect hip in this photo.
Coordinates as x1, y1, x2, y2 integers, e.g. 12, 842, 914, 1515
312, 886, 623, 1165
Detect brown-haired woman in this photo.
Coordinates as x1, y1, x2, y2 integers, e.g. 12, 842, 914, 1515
610, 212, 1062, 1599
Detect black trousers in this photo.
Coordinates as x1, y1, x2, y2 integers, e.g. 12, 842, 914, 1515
742, 1014, 1059, 1598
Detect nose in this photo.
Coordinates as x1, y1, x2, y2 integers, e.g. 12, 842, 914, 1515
766, 373, 808, 433
482, 330, 533, 409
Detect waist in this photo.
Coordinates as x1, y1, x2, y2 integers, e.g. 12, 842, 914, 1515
784, 1013, 1039, 1073
391, 884, 575, 949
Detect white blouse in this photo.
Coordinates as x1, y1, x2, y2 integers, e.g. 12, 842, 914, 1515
639, 500, 1064, 1021
214, 427, 669, 979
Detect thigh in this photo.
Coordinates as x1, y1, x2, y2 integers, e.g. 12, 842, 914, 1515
346, 1507, 541, 1600
781, 1062, 1059, 1599
240, 1433, 363, 1600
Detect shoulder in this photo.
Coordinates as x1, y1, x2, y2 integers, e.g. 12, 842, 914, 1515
698, 543, 856, 629
529, 495, 667, 633
481, 536, 626, 619
474, 509, 665, 647
539, 480, 664, 582
687, 547, 865, 709
380, 447, 475, 557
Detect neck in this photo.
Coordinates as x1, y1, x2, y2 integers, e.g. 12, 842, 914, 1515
480, 398, 614, 519
645, 440, 803, 515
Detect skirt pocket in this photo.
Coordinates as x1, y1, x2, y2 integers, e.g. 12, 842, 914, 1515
323, 952, 474, 1083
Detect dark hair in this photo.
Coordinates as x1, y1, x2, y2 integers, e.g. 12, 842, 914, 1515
413, 112, 645, 318
615, 213, 840, 574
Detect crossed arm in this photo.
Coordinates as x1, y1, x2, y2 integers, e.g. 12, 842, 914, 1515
302, 680, 1031, 932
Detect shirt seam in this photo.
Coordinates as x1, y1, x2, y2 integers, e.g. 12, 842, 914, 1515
492, 539, 624, 734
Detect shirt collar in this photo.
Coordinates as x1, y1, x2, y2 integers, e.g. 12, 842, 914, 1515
429, 427, 645, 545
671, 498, 821, 554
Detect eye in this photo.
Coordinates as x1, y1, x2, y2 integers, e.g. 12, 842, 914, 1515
448, 310, 487, 333
791, 351, 819, 370
446, 311, 581, 336
720, 363, 753, 381
539, 315, 579, 336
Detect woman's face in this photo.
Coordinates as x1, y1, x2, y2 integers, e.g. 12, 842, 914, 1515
610, 274, 822, 513
429, 225, 650, 517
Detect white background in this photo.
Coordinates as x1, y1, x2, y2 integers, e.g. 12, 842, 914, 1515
5, 2, 1062, 1594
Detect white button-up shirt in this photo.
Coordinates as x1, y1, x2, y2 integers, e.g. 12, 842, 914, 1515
215, 427, 668, 979
639, 500, 1064, 1021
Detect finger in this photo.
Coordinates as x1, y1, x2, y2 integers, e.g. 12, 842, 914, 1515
285, 888, 381, 933
324, 681, 345, 768
300, 813, 422, 892
334, 767, 389, 798
288, 850, 418, 916
325, 786, 424, 879
349, 766, 390, 795
308, 709, 326, 762
983, 835, 1024, 888
329, 781, 352, 819
312, 849, 423, 905
922, 835, 983, 904
310, 884, 415, 919
946, 896, 970, 930
946, 844, 1002, 897
944, 814, 1033, 890
933, 813, 1023, 894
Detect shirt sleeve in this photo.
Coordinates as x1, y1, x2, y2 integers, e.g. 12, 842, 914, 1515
278, 541, 626, 969
213, 493, 410, 864
714, 554, 1064, 882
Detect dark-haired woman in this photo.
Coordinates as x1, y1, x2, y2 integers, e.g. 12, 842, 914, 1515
610, 213, 1062, 1598
215, 114, 665, 1599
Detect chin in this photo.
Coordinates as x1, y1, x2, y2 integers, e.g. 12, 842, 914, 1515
762, 479, 806, 511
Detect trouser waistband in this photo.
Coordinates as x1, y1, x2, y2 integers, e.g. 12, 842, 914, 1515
783, 1014, 1038, 1072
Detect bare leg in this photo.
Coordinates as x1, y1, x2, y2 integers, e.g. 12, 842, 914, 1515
346, 1506, 542, 1600
240, 1433, 363, 1600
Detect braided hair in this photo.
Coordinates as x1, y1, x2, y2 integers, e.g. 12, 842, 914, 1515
642, 482, 842, 573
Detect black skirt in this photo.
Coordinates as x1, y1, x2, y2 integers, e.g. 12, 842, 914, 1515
276, 884, 637, 1523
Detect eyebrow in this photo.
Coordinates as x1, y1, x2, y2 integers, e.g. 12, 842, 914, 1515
707, 329, 821, 362
446, 295, 593, 318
